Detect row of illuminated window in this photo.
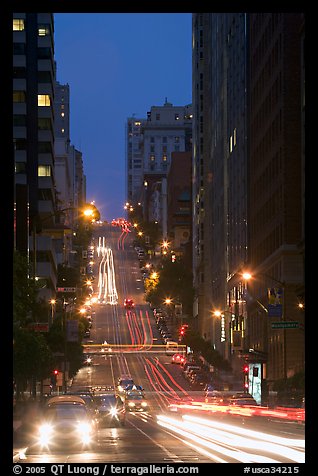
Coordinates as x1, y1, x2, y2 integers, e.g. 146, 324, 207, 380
13, 91, 51, 106
149, 155, 168, 162
15, 163, 52, 177
13, 19, 51, 36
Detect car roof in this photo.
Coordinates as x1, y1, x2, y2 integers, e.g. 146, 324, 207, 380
46, 395, 87, 405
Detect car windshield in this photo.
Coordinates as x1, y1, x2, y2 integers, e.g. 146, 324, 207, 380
45, 404, 88, 420
127, 393, 145, 400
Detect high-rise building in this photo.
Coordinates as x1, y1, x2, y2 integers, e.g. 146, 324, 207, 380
247, 13, 304, 384
126, 117, 146, 205
126, 100, 192, 238
13, 13, 57, 299
192, 13, 305, 391
192, 14, 249, 360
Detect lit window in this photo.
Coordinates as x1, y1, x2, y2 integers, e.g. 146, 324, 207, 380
150, 155, 155, 161
175, 114, 179, 120
61, 112, 65, 117
13, 19, 25, 31
38, 25, 50, 36
61, 104, 64, 110
162, 155, 167, 161
61, 128, 65, 133
38, 95, 50, 107
38, 165, 51, 177
135, 121, 141, 126
233, 128, 237, 146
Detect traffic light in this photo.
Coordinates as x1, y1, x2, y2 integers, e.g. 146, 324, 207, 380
243, 364, 249, 392
51, 369, 59, 386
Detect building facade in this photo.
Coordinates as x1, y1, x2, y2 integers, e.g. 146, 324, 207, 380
13, 13, 58, 299
192, 13, 249, 363
247, 13, 305, 386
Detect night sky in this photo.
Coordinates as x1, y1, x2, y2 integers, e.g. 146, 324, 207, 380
54, 13, 192, 221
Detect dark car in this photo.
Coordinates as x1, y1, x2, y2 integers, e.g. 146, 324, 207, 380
124, 298, 135, 309
35, 395, 96, 449
94, 394, 126, 427
117, 376, 135, 395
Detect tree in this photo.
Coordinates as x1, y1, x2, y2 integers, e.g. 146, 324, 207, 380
13, 327, 54, 400
13, 250, 38, 327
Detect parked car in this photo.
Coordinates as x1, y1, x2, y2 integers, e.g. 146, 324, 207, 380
35, 395, 96, 449
94, 394, 126, 427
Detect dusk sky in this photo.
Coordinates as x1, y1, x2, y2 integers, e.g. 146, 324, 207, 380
53, 13, 192, 221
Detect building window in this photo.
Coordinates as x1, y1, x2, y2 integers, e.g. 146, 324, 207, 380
61, 112, 65, 117
38, 25, 50, 36
13, 43, 26, 55
175, 136, 180, 143
38, 165, 51, 177
13, 67, 26, 78
162, 155, 167, 162
13, 91, 26, 102
175, 114, 180, 120
162, 137, 167, 143
13, 19, 25, 31
37, 47, 51, 59
156, 113, 160, 120
149, 155, 155, 161
15, 162, 26, 174
13, 115, 27, 127
38, 94, 51, 107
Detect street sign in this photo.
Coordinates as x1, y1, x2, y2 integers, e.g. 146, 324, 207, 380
67, 319, 79, 342
57, 287, 76, 293
271, 321, 300, 329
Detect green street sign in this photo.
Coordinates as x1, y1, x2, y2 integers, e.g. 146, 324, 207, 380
271, 321, 299, 329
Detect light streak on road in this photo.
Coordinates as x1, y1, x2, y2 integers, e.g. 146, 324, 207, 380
97, 237, 118, 304
156, 414, 305, 463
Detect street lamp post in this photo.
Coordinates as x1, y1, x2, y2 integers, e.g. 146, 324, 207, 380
243, 271, 287, 381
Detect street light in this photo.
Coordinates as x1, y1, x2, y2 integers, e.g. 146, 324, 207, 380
49, 299, 56, 326
242, 270, 287, 380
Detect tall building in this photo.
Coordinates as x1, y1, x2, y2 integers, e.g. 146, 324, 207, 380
247, 13, 304, 385
192, 14, 249, 361
13, 13, 58, 299
126, 117, 146, 205
167, 151, 192, 265
192, 13, 305, 391
126, 100, 192, 238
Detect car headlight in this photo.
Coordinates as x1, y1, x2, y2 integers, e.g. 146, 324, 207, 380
109, 407, 118, 417
38, 423, 53, 446
77, 422, 92, 444
128, 402, 135, 407
141, 401, 148, 407
77, 422, 92, 435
